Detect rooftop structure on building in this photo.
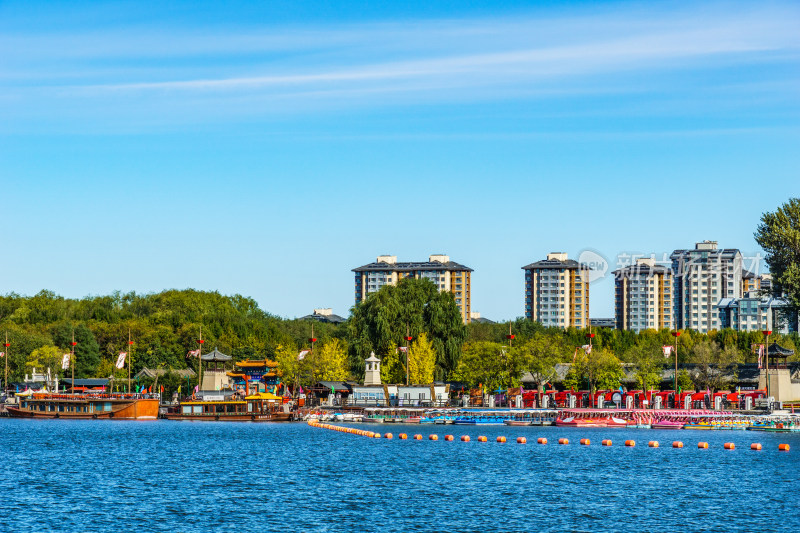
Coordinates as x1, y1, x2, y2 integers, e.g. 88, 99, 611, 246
353, 254, 473, 323
469, 311, 495, 324
589, 318, 616, 329
299, 308, 347, 324
522, 253, 590, 329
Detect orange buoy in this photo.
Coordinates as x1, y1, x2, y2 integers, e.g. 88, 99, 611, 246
778, 444, 790, 451
414, 434, 423, 440
517, 437, 527, 444
698, 442, 709, 449
750, 443, 762, 451
625, 440, 636, 447
537, 437, 547, 445
444, 435, 454, 441
648, 441, 659, 448
461, 435, 470, 442
384, 433, 393, 439
580, 438, 590, 446
478, 436, 488, 442
373, 433, 381, 439
602, 439, 612, 446
558, 438, 569, 445
724, 442, 735, 450
672, 441, 683, 448
497, 436, 507, 443
399, 433, 408, 440
429, 434, 439, 441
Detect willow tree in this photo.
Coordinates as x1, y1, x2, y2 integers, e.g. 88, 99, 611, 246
348, 277, 467, 380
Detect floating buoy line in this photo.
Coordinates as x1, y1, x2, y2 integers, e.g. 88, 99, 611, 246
307, 421, 791, 452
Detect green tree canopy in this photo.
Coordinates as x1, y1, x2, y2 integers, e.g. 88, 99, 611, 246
755, 197, 800, 318
348, 278, 467, 380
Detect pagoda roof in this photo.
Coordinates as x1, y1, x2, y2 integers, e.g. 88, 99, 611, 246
768, 343, 794, 358
201, 348, 232, 362
235, 359, 278, 368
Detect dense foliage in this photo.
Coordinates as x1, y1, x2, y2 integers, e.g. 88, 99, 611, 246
1, 285, 797, 391
755, 197, 800, 317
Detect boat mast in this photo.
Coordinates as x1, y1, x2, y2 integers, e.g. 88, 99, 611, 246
128, 328, 134, 394
3, 332, 9, 396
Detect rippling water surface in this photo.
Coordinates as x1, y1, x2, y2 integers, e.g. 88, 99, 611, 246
2, 419, 798, 532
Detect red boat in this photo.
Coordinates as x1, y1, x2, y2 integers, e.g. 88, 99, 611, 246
556, 409, 632, 427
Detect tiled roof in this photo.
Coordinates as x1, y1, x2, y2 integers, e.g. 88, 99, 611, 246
521, 259, 587, 270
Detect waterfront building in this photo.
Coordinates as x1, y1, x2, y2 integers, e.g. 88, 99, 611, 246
716, 295, 795, 333
522, 252, 589, 329
469, 311, 496, 324
614, 258, 674, 332
353, 254, 473, 322
201, 347, 233, 391
670, 241, 743, 332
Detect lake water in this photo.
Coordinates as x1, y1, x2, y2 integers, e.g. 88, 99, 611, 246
2, 419, 798, 532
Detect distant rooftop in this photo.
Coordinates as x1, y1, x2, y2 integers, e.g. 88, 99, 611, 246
354, 254, 472, 272
522, 253, 588, 271
299, 309, 347, 324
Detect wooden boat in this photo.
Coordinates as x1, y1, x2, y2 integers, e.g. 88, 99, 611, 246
7, 393, 159, 420
652, 420, 684, 430
504, 419, 532, 426
163, 392, 290, 422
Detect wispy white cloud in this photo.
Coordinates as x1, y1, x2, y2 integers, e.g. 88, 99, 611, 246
1, 2, 799, 130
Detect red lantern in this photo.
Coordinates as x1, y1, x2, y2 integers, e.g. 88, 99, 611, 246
128, 340, 134, 345
506, 334, 515, 340
70, 342, 77, 346
762, 330, 772, 336
672, 331, 681, 338
3, 343, 9, 347
586, 333, 595, 338
309, 338, 317, 343
405, 336, 413, 342
197, 339, 204, 344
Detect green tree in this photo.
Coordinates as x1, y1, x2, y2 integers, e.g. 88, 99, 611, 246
409, 333, 436, 385
690, 340, 741, 393
755, 198, 800, 318
453, 341, 526, 391
625, 344, 664, 392
26, 346, 64, 376
274, 342, 304, 386
348, 278, 467, 380
572, 347, 624, 393
52, 323, 101, 378
379, 343, 405, 384
512, 333, 563, 391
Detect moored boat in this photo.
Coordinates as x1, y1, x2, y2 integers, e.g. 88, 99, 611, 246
163, 392, 290, 421
7, 393, 159, 420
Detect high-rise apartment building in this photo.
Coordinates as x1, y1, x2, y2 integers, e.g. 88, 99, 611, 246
353, 254, 472, 322
614, 258, 674, 332
670, 241, 742, 332
522, 253, 589, 329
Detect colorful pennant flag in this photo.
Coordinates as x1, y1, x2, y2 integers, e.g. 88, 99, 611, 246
115, 352, 127, 369
0, 352, 4, 358
662, 345, 673, 358
581, 344, 592, 355
61, 353, 70, 370
757, 344, 764, 369
298, 350, 309, 360
187, 349, 201, 358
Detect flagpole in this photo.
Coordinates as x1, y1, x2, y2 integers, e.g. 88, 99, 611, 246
3, 332, 9, 396
128, 328, 133, 394
70, 329, 77, 394
197, 326, 204, 395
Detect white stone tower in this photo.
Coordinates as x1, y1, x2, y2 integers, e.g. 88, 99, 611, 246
364, 352, 382, 386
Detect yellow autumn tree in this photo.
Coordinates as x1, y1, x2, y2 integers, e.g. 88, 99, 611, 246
409, 333, 436, 385
313, 338, 350, 382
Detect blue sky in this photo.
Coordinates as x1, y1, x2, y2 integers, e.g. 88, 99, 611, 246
1, 0, 799, 320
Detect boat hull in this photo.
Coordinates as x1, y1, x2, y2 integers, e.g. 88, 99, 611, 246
7, 398, 159, 420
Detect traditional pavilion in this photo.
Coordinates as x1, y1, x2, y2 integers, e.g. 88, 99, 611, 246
200, 347, 234, 391
227, 359, 281, 395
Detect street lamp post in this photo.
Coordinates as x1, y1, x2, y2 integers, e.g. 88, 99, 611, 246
671, 331, 681, 395
3, 332, 9, 396
762, 330, 772, 399
128, 329, 134, 394
196, 326, 205, 395
308, 325, 317, 403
